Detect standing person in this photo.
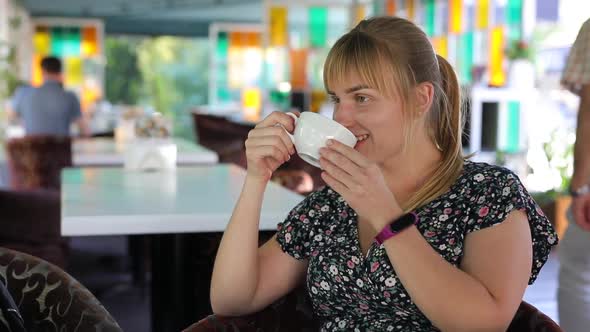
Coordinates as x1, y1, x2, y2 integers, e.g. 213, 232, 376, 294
558, 18, 590, 332
11, 56, 89, 137
209, 16, 557, 331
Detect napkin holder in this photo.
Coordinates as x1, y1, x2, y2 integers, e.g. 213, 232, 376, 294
124, 139, 177, 171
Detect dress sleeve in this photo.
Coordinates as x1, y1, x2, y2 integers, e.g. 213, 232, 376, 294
562, 18, 590, 95
276, 188, 328, 260
466, 168, 558, 284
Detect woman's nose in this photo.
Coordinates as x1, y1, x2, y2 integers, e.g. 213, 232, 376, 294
333, 103, 355, 127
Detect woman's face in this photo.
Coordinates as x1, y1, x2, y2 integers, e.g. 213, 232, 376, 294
328, 72, 407, 165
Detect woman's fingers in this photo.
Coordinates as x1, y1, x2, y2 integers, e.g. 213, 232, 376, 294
247, 126, 295, 155
246, 136, 291, 161
256, 111, 297, 132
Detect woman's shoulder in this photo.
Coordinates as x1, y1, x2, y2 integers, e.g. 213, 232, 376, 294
460, 160, 521, 187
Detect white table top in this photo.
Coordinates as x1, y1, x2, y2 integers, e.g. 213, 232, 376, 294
73, 137, 219, 166
61, 164, 304, 236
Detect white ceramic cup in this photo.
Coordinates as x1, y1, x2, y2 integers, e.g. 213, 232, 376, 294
283, 112, 357, 168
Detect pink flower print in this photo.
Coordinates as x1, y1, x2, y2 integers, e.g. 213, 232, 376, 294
312, 250, 319, 257
287, 226, 293, 232
449, 238, 455, 245
299, 215, 306, 221
359, 303, 369, 310
340, 211, 348, 218
347, 260, 355, 269
444, 208, 452, 215
424, 231, 436, 238
383, 291, 391, 298
370, 262, 380, 272
478, 206, 489, 217
325, 229, 332, 235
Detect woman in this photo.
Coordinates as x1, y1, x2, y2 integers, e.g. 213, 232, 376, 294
210, 16, 557, 331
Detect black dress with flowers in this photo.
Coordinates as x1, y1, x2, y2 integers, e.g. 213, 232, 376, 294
276, 160, 558, 332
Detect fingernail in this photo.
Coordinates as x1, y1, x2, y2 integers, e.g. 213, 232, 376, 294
326, 139, 333, 146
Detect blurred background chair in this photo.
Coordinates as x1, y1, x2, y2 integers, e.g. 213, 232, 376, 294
182, 289, 562, 332
0, 189, 67, 268
5, 135, 72, 191
0, 247, 122, 332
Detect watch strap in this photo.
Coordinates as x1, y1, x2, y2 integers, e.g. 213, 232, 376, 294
374, 212, 418, 245
570, 184, 590, 198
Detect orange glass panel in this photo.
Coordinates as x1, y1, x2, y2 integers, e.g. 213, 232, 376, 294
81, 87, 100, 112
81, 27, 99, 56
386, 0, 396, 16
310, 89, 327, 113
290, 49, 308, 90
449, 0, 463, 34
355, 4, 366, 25
269, 6, 288, 47
407, 0, 415, 21
489, 26, 505, 86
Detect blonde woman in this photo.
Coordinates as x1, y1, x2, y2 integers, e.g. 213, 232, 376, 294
210, 16, 557, 331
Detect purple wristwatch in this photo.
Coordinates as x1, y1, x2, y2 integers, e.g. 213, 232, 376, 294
374, 212, 418, 245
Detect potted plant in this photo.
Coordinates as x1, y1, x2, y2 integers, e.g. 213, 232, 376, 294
532, 129, 574, 239
505, 40, 536, 89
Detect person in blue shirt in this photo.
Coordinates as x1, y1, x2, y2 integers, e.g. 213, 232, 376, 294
10, 56, 89, 137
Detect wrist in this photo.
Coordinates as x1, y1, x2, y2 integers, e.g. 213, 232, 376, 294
371, 207, 404, 233
374, 212, 419, 245
570, 183, 590, 198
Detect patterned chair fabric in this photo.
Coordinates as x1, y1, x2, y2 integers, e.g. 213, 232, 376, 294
5, 135, 72, 191
0, 247, 122, 332
183, 288, 561, 332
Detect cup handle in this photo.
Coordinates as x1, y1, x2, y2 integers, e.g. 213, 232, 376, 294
282, 112, 298, 143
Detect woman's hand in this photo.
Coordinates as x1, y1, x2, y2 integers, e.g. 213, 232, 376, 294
245, 111, 298, 182
572, 193, 590, 231
319, 139, 403, 231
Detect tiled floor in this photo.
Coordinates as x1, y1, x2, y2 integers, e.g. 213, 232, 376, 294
66, 236, 562, 332
523, 250, 560, 323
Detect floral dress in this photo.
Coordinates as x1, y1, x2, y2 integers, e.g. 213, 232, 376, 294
276, 161, 558, 331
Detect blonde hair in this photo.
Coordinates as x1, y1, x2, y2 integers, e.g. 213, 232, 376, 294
323, 16, 464, 211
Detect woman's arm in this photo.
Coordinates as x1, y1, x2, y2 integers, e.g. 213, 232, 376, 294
380, 210, 532, 332
210, 177, 308, 316
210, 111, 308, 316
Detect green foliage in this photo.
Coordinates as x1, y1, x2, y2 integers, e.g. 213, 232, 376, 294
543, 129, 574, 193
506, 40, 534, 61
104, 36, 209, 140
136, 37, 209, 140
105, 37, 142, 105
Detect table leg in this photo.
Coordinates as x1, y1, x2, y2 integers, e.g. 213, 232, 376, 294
151, 234, 196, 332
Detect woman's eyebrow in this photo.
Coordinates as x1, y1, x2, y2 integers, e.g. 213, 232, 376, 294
326, 84, 370, 95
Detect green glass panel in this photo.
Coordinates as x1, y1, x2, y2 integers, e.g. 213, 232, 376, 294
50, 27, 66, 56
424, 0, 435, 36
460, 32, 474, 84
373, 0, 384, 15
506, 0, 522, 42
216, 31, 228, 59
63, 27, 81, 56
506, 101, 520, 153
309, 7, 328, 48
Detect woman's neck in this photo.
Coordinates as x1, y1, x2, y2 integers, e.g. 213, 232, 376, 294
380, 136, 442, 208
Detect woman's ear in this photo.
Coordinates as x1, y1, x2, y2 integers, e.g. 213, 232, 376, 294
414, 82, 435, 116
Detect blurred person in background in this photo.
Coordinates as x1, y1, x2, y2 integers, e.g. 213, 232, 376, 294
558, 18, 590, 332
8, 56, 89, 137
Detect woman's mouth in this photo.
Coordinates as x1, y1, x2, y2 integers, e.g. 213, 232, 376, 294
355, 134, 369, 149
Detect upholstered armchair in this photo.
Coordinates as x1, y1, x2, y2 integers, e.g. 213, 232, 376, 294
0, 189, 67, 268
182, 286, 561, 332
5, 135, 72, 190
0, 247, 122, 332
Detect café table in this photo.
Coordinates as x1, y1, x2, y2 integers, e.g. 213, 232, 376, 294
72, 137, 219, 166
61, 164, 304, 332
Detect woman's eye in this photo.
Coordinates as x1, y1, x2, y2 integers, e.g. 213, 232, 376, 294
328, 95, 340, 104
356, 95, 369, 103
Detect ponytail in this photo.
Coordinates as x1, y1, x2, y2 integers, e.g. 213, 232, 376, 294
403, 55, 464, 212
